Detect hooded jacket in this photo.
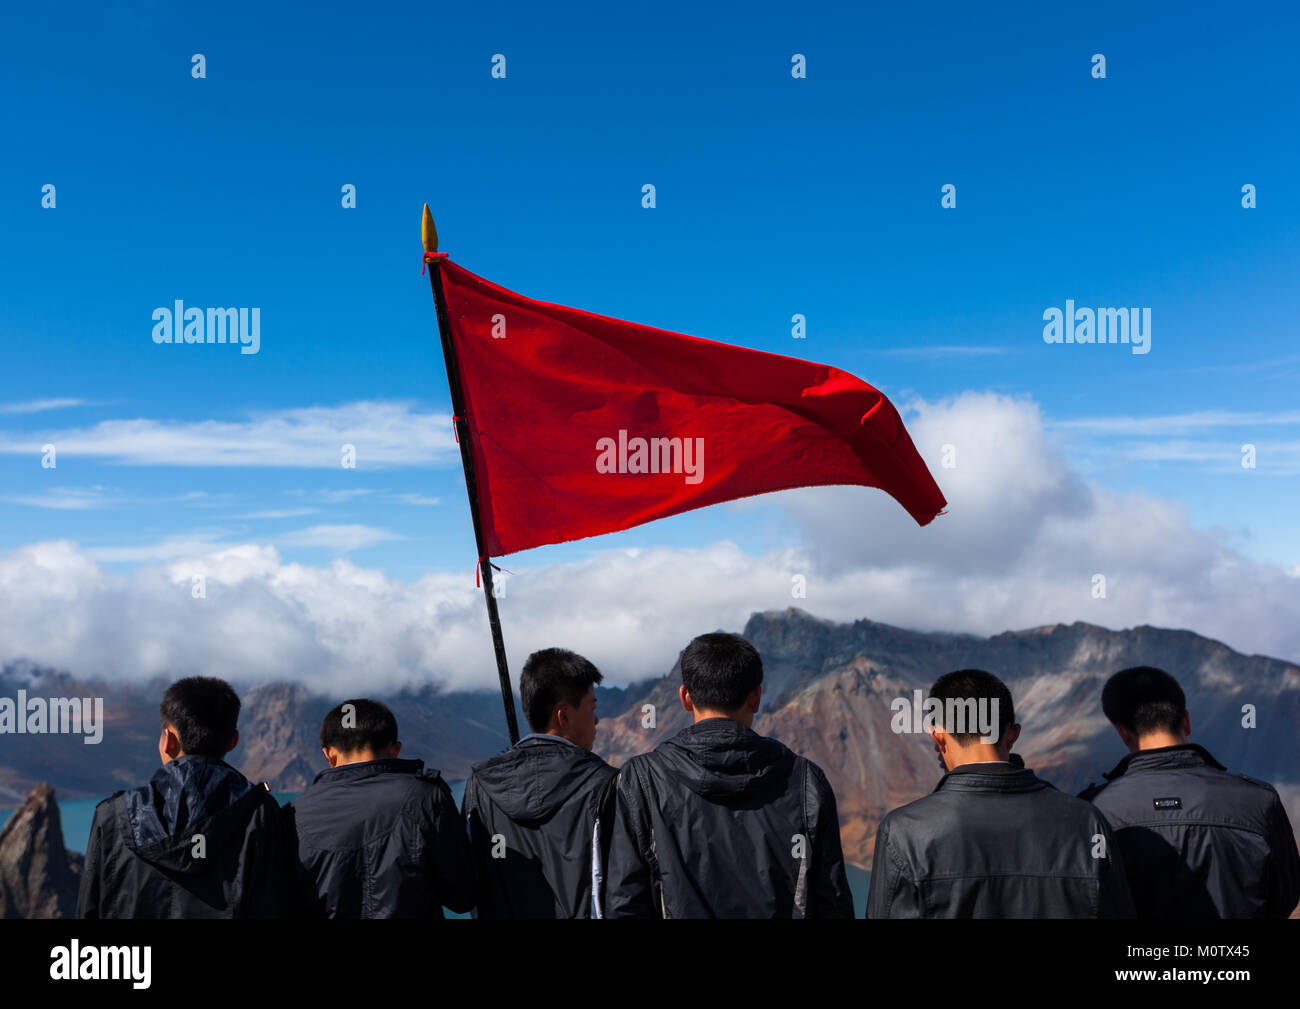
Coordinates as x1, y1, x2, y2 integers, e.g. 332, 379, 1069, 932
284, 757, 475, 918
867, 762, 1134, 918
1081, 743, 1300, 918
604, 718, 854, 918
461, 734, 618, 918
76, 755, 288, 918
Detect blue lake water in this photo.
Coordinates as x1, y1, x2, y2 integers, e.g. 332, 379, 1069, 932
3, 780, 870, 916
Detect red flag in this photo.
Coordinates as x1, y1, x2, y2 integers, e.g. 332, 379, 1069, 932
436, 258, 946, 557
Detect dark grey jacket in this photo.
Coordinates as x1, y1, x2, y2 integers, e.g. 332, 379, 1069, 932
1081, 744, 1300, 919
284, 757, 475, 918
604, 718, 853, 918
462, 734, 618, 919
867, 761, 1134, 918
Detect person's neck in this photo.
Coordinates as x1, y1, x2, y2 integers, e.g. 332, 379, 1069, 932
691, 709, 751, 727
1135, 731, 1187, 751
947, 745, 1011, 769
334, 750, 389, 767
542, 728, 582, 747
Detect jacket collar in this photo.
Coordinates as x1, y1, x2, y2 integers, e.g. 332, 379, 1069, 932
517, 732, 581, 749
312, 756, 425, 786
1101, 742, 1225, 782
676, 716, 756, 739
932, 760, 1043, 793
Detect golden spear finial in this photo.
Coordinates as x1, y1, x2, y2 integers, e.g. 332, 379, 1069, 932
421, 204, 438, 254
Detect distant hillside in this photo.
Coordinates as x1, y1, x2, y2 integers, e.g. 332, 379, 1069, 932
0, 663, 643, 806
596, 609, 1300, 868
1, 611, 1296, 873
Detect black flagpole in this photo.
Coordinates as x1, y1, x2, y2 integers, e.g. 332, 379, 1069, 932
422, 204, 520, 745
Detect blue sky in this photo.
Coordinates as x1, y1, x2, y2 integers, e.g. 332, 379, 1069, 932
2, 1, 1299, 681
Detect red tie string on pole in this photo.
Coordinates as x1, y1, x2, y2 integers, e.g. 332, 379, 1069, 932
422, 251, 448, 276
475, 556, 502, 589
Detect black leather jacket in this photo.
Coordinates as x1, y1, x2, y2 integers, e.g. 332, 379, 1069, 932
604, 718, 854, 918
867, 761, 1134, 918
1081, 744, 1300, 918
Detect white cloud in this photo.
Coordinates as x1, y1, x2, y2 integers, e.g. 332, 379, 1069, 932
0, 401, 455, 468
0, 398, 90, 415
779, 392, 1300, 646
278, 524, 404, 551
293, 489, 375, 502
2, 486, 112, 510
1, 392, 1298, 694
87, 533, 231, 563
1052, 409, 1300, 436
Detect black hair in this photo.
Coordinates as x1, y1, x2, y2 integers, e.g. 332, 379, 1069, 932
158, 676, 241, 757
679, 632, 763, 713
520, 648, 603, 733
319, 698, 399, 754
1101, 666, 1186, 736
928, 668, 1015, 744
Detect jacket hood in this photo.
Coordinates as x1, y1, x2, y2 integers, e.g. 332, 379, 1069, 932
657, 718, 796, 800
121, 756, 264, 874
472, 735, 611, 823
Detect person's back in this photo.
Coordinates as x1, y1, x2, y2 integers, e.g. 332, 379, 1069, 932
463, 648, 616, 918
464, 736, 616, 917
869, 762, 1130, 917
285, 699, 475, 918
1081, 667, 1300, 919
609, 717, 850, 917
866, 668, 1133, 919
77, 677, 288, 919
605, 633, 853, 918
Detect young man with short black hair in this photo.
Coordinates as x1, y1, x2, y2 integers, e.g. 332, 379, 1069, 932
284, 697, 475, 918
605, 633, 853, 918
462, 648, 618, 917
1081, 665, 1300, 918
867, 668, 1134, 918
77, 676, 288, 918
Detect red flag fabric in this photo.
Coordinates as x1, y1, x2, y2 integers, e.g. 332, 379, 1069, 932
435, 258, 947, 557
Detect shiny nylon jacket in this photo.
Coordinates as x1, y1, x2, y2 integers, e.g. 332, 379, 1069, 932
462, 734, 618, 918
77, 755, 288, 918
604, 718, 854, 918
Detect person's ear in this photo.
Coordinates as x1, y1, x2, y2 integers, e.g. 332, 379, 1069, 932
1182, 710, 1191, 739
747, 685, 762, 713
391, 740, 402, 758
224, 728, 239, 756
1004, 723, 1021, 749
1114, 723, 1138, 752
322, 745, 339, 768
679, 684, 694, 712
929, 728, 947, 753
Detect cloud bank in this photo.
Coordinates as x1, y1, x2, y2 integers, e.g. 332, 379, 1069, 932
1, 393, 1297, 694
